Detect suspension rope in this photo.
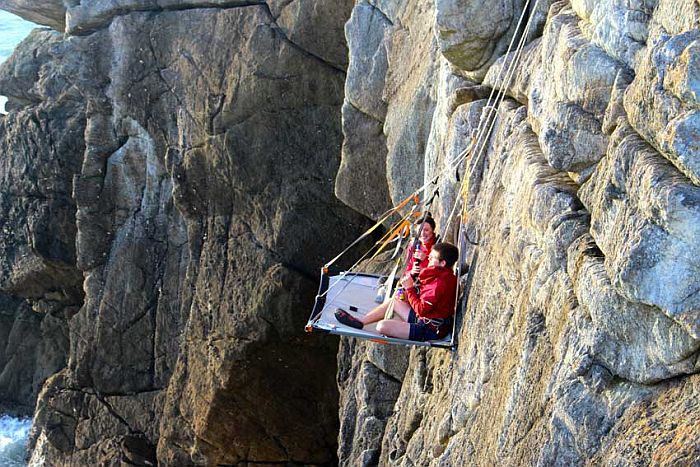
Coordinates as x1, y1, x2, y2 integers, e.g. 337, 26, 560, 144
317, 204, 419, 300
322, 0, 540, 281
440, 0, 538, 240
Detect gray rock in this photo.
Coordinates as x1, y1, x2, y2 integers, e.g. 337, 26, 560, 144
572, 0, 654, 69
653, 0, 700, 35
10, 2, 366, 466
580, 123, 700, 339
625, 27, 700, 185
0, 0, 66, 31
336, 1, 700, 466
424, 59, 485, 241
344, 0, 391, 122
602, 68, 635, 135
436, 0, 517, 79
336, 0, 440, 215
65, 0, 260, 34
336, 101, 393, 220
367, 0, 401, 24
568, 234, 700, 383
0, 29, 83, 412
536, 6, 623, 116
383, 0, 439, 204
0, 299, 69, 412
527, 7, 625, 175
436, 0, 555, 79
590, 375, 700, 465
335, 0, 393, 219
483, 37, 542, 106
267, 0, 354, 69
337, 338, 407, 467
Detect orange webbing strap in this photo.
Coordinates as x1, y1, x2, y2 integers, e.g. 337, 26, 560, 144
324, 192, 420, 269
370, 207, 416, 260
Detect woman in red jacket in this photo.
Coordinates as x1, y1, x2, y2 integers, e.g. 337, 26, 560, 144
335, 242, 459, 341
403, 215, 437, 276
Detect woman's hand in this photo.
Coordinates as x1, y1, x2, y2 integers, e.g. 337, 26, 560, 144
413, 249, 427, 261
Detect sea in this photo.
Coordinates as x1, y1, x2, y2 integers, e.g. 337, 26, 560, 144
0, 415, 32, 466
0, 10, 37, 463
0, 10, 37, 113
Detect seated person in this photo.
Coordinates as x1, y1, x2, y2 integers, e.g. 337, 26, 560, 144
404, 214, 437, 276
335, 242, 459, 341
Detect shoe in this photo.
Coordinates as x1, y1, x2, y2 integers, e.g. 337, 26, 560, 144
335, 308, 363, 329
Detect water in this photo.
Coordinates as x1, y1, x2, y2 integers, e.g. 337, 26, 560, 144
0, 416, 31, 466
0, 10, 37, 113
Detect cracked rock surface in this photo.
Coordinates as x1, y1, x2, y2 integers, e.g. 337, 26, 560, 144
1, 0, 366, 465
0, 29, 82, 415
1, 0, 700, 465
336, 0, 700, 465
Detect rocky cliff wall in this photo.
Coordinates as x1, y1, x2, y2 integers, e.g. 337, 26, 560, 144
0, 0, 698, 465
336, 0, 700, 465
0, 1, 369, 465
0, 28, 83, 415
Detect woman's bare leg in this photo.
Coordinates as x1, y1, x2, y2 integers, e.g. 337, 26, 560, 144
376, 320, 411, 339
375, 299, 412, 339
388, 299, 411, 321
360, 298, 411, 326
358, 301, 389, 326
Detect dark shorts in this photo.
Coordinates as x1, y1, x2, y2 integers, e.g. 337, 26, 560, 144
407, 310, 450, 342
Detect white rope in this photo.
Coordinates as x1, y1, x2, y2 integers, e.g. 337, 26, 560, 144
322, 0, 540, 281
318, 204, 418, 299
440, 0, 539, 240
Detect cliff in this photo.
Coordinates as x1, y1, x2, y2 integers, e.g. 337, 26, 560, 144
336, 0, 700, 465
1, 1, 367, 465
0, 0, 698, 465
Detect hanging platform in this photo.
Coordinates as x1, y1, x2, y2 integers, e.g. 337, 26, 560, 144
306, 270, 454, 349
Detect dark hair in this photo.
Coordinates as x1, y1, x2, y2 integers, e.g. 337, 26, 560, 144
414, 214, 436, 232
432, 242, 459, 268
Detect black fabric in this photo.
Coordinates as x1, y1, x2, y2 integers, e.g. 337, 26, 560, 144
407, 309, 450, 341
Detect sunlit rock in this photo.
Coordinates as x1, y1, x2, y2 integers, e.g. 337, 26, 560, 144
625, 28, 700, 184
580, 123, 700, 339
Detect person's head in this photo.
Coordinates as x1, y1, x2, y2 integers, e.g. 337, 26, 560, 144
415, 215, 436, 244
428, 242, 459, 269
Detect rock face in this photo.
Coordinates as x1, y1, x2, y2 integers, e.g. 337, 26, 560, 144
336, 0, 700, 465
1, 1, 367, 465
0, 0, 699, 465
0, 29, 83, 413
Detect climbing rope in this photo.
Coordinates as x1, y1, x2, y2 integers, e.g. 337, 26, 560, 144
439, 0, 536, 241
318, 0, 542, 316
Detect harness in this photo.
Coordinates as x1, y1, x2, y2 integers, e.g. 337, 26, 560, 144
417, 316, 451, 337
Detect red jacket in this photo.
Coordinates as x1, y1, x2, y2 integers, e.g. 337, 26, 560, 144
405, 266, 457, 320
403, 236, 436, 275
